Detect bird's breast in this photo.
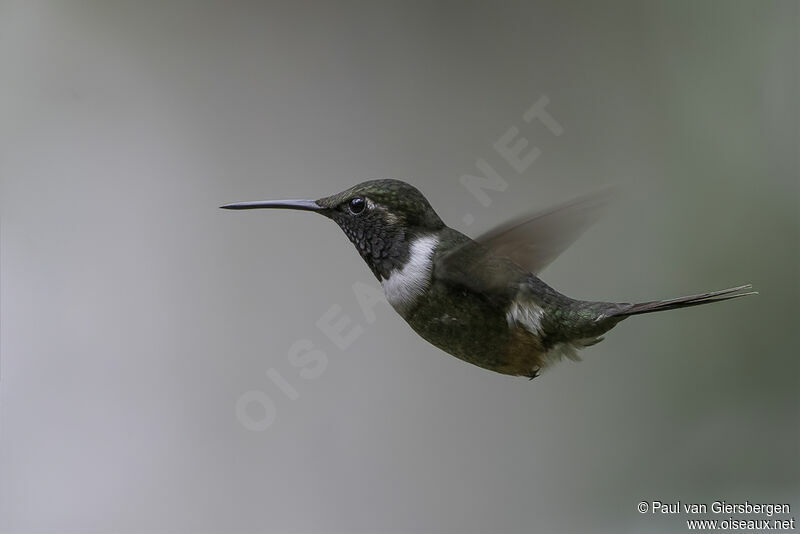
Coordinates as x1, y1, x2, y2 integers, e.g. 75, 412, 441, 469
380, 234, 439, 315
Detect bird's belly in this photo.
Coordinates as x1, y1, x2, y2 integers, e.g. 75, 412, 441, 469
399, 285, 544, 377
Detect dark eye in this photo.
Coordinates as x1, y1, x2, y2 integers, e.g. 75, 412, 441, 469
348, 196, 366, 214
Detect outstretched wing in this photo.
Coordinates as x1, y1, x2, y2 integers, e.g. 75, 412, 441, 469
473, 187, 615, 274
433, 188, 616, 298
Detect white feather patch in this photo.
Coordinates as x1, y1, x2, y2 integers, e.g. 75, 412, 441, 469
541, 337, 603, 367
506, 298, 545, 336
381, 234, 439, 313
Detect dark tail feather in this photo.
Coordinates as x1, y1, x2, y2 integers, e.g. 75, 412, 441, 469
611, 284, 757, 317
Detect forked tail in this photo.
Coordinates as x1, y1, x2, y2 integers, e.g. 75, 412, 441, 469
610, 284, 757, 317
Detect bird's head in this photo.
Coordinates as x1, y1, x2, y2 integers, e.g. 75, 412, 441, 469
221, 179, 444, 279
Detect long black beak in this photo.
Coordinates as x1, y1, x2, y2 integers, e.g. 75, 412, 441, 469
220, 199, 323, 212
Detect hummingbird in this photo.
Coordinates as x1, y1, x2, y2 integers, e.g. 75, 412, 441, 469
221, 179, 755, 379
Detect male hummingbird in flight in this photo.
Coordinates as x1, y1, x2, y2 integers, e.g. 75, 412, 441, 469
222, 179, 755, 379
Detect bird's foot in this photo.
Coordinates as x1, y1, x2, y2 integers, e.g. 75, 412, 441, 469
528, 367, 541, 381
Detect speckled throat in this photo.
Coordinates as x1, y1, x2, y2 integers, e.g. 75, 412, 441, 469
326, 209, 414, 280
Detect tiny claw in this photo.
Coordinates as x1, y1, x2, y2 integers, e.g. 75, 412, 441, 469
528, 367, 541, 380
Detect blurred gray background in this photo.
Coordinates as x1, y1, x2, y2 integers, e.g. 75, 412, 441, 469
1, 1, 797, 533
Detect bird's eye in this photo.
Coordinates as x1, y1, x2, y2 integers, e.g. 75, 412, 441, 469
348, 196, 366, 214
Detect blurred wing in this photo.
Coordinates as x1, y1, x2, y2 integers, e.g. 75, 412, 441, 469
474, 187, 616, 274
